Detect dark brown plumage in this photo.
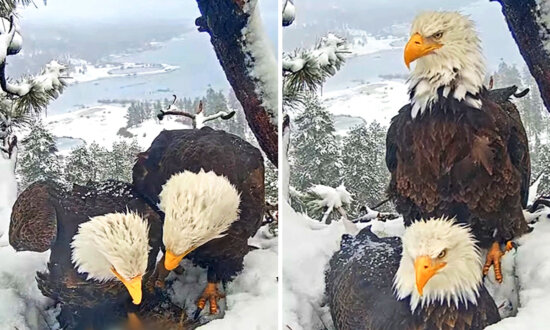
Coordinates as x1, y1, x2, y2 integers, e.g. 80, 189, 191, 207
326, 228, 500, 330
9, 180, 165, 330
386, 86, 530, 247
132, 127, 265, 284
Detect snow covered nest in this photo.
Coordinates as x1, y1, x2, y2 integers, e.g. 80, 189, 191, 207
283, 200, 550, 330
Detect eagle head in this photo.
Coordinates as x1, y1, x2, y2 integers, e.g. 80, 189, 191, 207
71, 212, 150, 305
159, 170, 241, 271
405, 11, 486, 118
393, 217, 482, 312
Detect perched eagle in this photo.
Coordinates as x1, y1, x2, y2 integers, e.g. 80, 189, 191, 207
326, 218, 501, 330
386, 11, 530, 282
9, 181, 164, 329
133, 127, 265, 316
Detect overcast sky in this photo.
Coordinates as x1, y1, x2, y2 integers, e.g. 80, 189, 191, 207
19, 0, 277, 42
284, 0, 525, 70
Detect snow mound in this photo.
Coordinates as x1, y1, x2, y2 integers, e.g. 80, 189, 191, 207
169, 225, 278, 330
487, 219, 550, 329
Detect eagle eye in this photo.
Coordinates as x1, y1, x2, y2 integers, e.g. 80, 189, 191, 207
432, 31, 443, 40
437, 249, 446, 259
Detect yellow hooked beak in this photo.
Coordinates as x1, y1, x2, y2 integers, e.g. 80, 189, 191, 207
404, 33, 443, 69
111, 268, 143, 305
164, 248, 194, 271
414, 256, 446, 296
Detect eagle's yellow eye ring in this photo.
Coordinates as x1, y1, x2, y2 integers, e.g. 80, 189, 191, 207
437, 249, 446, 259
433, 32, 443, 40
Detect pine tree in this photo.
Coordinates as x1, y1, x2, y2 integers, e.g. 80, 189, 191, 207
64, 144, 94, 184
341, 122, 390, 216
105, 140, 140, 182
289, 93, 341, 192
18, 120, 63, 189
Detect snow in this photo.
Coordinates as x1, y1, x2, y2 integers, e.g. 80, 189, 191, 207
44, 104, 188, 153
283, 198, 550, 330
308, 184, 351, 210
198, 227, 278, 329
343, 29, 403, 57
487, 218, 550, 329
0, 149, 54, 330
68, 59, 179, 84
323, 80, 409, 129
283, 34, 347, 74
242, 0, 278, 124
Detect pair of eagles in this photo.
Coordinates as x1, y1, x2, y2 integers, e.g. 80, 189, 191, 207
9, 128, 265, 329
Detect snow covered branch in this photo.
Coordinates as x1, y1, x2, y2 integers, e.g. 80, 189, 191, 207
157, 97, 236, 129
283, 34, 349, 94
194, 0, 278, 166
493, 0, 550, 112
0, 14, 66, 160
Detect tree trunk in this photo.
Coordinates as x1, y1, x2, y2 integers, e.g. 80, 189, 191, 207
494, 0, 550, 113
195, 0, 278, 166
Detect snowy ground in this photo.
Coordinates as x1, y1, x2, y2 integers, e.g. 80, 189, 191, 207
45, 104, 188, 153
68, 58, 179, 84
322, 80, 409, 133
343, 29, 404, 58
282, 201, 550, 330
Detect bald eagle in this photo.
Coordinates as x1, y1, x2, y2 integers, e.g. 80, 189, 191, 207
326, 218, 501, 330
386, 11, 530, 282
9, 181, 164, 329
133, 127, 265, 316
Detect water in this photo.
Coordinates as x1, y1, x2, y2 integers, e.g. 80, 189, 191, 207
47, 31, 229, 115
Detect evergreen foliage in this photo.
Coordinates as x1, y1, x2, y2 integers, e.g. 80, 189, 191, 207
17, 119, 63, 189
341, 122, 390, 217
289, 93, 341, 193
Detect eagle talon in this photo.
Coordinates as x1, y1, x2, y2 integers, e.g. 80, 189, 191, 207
483, 242, 505, 283
196, 282, 224, 316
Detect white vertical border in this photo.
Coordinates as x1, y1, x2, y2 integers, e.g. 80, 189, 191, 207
277, 0, 283, 329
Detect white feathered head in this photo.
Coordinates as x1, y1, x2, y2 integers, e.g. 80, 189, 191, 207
405, 11, 486, 118
159, 170, 241, 271
393, 218, 482, 312
71, 212, 150, 304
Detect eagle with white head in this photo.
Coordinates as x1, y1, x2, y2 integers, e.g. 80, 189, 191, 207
132, 127, 265, 318
387, 11, 530, 283
9, 181, 164, 329
160, 170, 241, 270
71, 212, 150, 305
326, 218, 500, 329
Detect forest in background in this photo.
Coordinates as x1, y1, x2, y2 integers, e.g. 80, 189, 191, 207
17, 86, 278, 204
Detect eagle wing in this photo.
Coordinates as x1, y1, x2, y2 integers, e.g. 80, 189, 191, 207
326, 228, 413, 330
486, 86, 530, 207
9, 181, 60, 252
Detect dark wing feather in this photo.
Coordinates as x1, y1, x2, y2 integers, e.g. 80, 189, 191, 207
326, 228, 413, 330
9, 181, 61, 252
486, 87, 531, 208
